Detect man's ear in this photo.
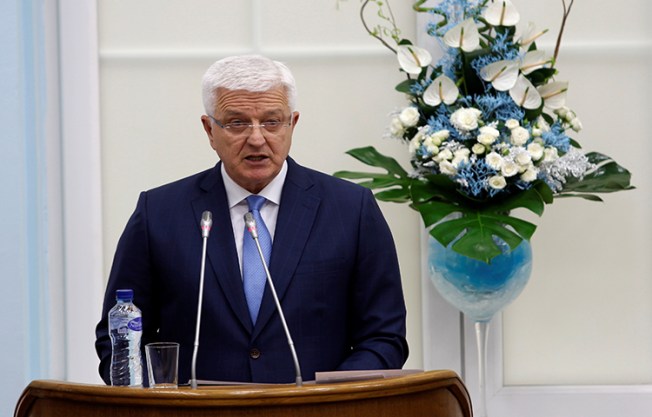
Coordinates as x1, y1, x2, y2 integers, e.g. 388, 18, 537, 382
201, 115, 216, 149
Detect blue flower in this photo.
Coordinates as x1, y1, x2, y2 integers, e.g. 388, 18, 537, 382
427, 106, 455, 133
490, 31, 520, 59
431, 0, 485, 36
541, 122, 571, 152
474, 92, 524, 122
454, 158, 496, 197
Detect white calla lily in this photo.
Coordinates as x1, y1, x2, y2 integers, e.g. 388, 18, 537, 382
480, 60, 519, 91
443, 18, 480, 52
423, 75, 459, 106
397, 45, 432, 75
520, 50, 550, 75
509, 75, 542, 109
515, 21, 549, 47
537, 81, 569, 109
483, 0, 520, 27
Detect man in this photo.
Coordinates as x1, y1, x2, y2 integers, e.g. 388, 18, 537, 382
95, 55, 408, 384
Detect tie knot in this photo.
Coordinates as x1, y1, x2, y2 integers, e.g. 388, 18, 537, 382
246, 195, 266, 212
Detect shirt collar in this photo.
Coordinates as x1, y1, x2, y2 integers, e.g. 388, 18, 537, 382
221, 160, 287, 208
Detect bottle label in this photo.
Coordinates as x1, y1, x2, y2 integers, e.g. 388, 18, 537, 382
128, 317, 142, 331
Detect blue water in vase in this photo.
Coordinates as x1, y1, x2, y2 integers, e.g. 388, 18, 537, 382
428, 237, 533, 322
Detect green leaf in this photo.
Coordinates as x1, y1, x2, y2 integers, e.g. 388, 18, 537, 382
491, 181, 553, 215
396, 79, 420, 94
426, 211, 536, 263
344, 147, 409, 178
413, 200, 461, 228
451, 228, 503, 263
555, 193, 604, 202
561, 153, 634, 194
527, 67, 557, 86
375, 188, 411, 203
334, 147, 413, 202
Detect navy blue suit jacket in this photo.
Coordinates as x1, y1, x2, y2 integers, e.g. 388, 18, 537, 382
95, 158, 408, 384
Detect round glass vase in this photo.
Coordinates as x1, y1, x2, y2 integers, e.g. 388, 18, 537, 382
428, 236, 533, 417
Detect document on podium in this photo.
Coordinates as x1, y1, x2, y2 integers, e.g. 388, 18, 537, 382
190, 369, 423, 386
314, 369, 423, 384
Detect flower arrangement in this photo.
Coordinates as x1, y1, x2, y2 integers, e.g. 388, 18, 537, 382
335, 0, 633, 263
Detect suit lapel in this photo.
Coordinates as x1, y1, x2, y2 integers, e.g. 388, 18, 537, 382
253, 159, 321, 338
192, 164, 253, 334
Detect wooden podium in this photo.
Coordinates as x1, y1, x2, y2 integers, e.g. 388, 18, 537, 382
14, 370, 472, 417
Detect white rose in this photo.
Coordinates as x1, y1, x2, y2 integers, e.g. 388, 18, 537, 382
452, 149, 470, 167
477, 132, 497, 145
389, 117, 404, 136
488, 175, 507, 190
563, 109, 577, 123
535, 116, 550, 133
527, 142, 545, 160
505, 119, 520, 130
543, 147, 559, 162
408, 135, 421, 156
438, 148, 453, 161
472, 143, 486, 154
501, 160, 520, 177
423, 136, 439, 154
570, 117, 583, 132
399, 107, 420, 127
531, 127, 543, 137
439, 160, 458, 176
555, 106, 570, 118
479, 125, 499, 137
477, 126, 499, 146
515, 150, 532, 167
485, 151, 504, 170
510, 126, 530, 146
521, 167, 539, 182
431, 129, 450, 146
450, 107, 483, 132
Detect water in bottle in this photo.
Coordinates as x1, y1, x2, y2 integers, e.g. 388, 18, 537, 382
109, 289, 143, 386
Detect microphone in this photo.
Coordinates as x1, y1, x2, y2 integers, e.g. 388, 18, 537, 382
244, 212, 303, 387
191, 210, 212, 389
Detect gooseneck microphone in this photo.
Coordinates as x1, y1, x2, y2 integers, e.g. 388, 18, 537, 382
191, 210, 212, 389
244, 212, 303, 387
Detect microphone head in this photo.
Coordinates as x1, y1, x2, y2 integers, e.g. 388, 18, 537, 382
244, 212, 258, 239
201, 211, 212, 238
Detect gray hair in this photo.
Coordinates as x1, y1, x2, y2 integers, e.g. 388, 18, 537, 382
201, 55, 298, 115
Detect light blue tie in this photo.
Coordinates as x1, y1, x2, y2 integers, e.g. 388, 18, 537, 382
243, 195, 272, 324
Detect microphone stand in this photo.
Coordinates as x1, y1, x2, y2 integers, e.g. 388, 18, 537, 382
191, 211, 212, 389
245, 213, 303, 387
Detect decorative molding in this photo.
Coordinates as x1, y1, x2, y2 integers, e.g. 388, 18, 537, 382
98, 39, 652, 61
98, 46, 392, 61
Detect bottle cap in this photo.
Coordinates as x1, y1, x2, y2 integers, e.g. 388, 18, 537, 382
115, 289, 134, 301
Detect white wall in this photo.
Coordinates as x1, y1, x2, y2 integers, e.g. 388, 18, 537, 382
500, 0, 652, 386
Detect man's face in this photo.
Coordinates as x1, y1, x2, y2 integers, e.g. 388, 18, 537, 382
201, 87, 299, 194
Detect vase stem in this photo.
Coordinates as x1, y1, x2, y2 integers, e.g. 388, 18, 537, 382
474, 320, 490, 417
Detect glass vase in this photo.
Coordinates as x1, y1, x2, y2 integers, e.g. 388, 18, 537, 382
428, 236, 533, 417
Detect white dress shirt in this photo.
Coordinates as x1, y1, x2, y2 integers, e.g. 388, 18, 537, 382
221, 161, 287, 276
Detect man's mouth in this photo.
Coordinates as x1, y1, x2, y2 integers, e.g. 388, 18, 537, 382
246, 155, 267, 161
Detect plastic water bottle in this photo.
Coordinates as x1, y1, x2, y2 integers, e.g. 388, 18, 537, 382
109, 289, 143, 387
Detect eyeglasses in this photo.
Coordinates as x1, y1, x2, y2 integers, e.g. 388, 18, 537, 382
209, 115, 293, 136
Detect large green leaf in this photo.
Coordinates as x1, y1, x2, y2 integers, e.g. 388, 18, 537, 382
560, 152, 634, 195
333, 147, 412, 201
427, 211, 536, 263
491, 181, 553, 215
343, 147, 408, 177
